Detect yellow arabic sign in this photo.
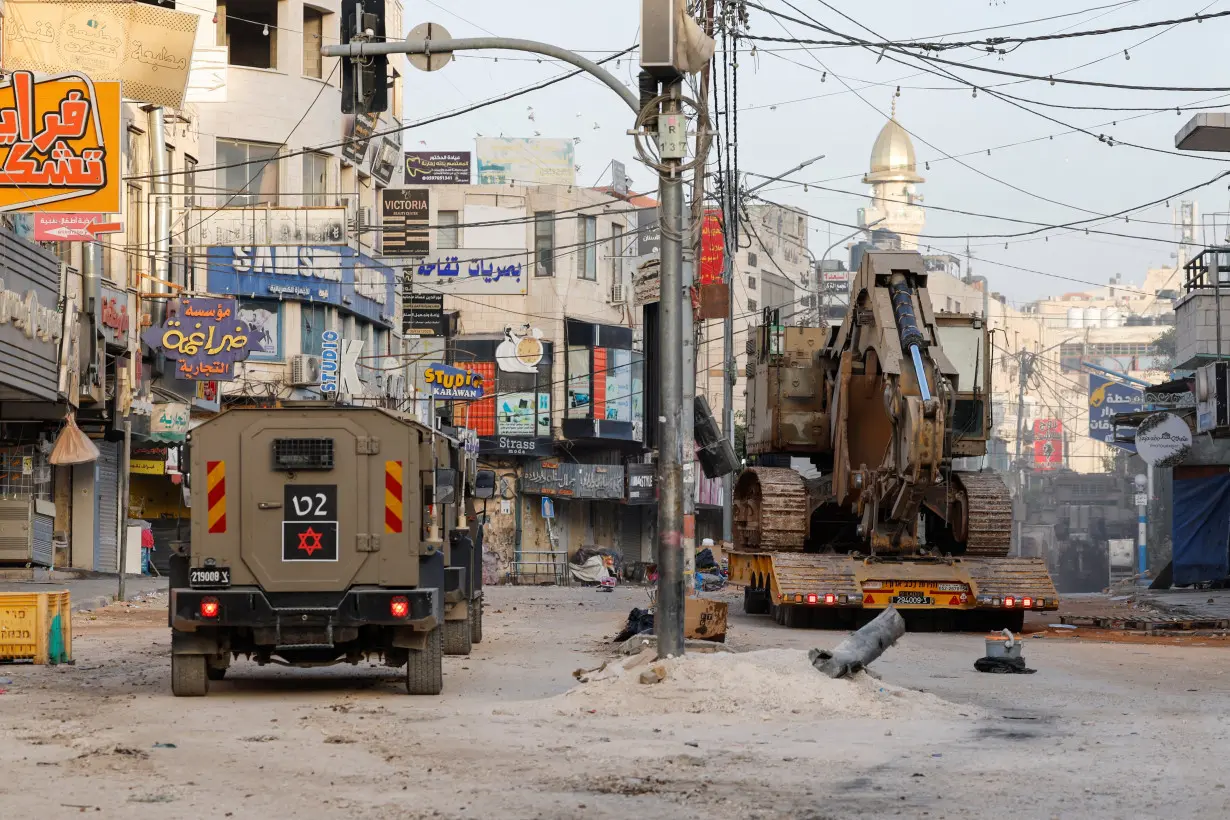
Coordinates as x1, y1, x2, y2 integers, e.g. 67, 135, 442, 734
130, 459, 165, 476
0, 71, 120, 213
3, 1, 199, 109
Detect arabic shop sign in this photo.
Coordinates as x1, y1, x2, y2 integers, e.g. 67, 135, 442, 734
3, 1, 199, 109
149, 402, 190, 442
141, 298, 256, 381
627, 463, 656, 504
408, 249, 531, 296
519, 460, 625, 500
206, 245, 396, 327
99, 284, 130, 349
404, 152, 471, 184
0, 71, 121, 213
1088, 375, 1143, 453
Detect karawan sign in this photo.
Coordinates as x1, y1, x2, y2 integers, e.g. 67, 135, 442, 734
141, 297, 257, 381
0, 71, 120, 213
424, 363, 485, 400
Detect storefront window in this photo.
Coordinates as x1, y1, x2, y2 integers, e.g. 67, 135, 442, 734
301, 304, 329, 357
605, 348, 632, 422
566, 346, 591, 418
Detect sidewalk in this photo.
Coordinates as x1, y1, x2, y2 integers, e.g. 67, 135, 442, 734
1135, 588, 1230, 622
0, 571, 167, 611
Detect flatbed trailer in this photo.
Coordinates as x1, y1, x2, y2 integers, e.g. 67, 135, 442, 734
729, 551, 1059, 631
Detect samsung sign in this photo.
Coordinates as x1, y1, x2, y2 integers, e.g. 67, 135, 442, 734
206, 246, 396, 328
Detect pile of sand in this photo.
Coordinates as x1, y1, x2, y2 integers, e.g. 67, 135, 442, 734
543, 648, 973, 719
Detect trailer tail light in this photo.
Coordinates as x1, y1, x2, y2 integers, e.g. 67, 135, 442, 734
1022, 597, 1033, 609
1003, 596, 1016, 608
991, 598, 1001, 607
794, 594, 804, 603
390, 596, 409, 619
806, 593, 818, 604
1035, 598, 1045, 608
199, 597, 219, 619
824, 593, 836, 605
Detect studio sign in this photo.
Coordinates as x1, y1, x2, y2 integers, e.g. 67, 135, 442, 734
0, 276, 61, 345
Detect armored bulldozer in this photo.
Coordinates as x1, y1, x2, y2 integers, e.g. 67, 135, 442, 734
730, 250, 1058, 631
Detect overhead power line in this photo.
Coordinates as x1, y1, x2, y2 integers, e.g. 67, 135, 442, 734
741, 9, 1230, 54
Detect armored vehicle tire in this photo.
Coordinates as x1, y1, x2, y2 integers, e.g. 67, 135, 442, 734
406, 628, 443, 695
443, 610, 473, 656
206, 665, 227, 681
171, 654, 209, 697
470, 598, 483, 644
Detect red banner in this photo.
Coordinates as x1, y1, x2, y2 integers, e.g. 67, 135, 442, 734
1033, 418, 1064, 439
1034, 438, 1063, 470
699, 209, 725, 285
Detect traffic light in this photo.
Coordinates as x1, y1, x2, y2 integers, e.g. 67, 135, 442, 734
341, 0, 389, 114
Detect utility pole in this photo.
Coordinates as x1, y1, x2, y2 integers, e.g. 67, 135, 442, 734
1014, 350, 1035, 465
656, 83, 687, 657
720, 170, 737, 546
325, 9, 711, 656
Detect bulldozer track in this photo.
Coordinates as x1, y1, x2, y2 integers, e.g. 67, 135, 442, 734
953, 471, 1013, 557
733, 467, 809, 552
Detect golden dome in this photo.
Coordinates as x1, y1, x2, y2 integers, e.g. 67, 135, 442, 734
864, 117, 924, 184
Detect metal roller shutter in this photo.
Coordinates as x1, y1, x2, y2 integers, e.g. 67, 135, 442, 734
95, 441, 120, 573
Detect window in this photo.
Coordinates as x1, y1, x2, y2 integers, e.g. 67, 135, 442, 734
748, 276, 756, 290
302, 151, 329, 206
610, 224, 623, 283
302, 7, 325, 79
216, 138, 279, 206
747, 251, 758, 267
184, 155, 198, 208
748, 299, 758, 312
218, 0, 277, 70
578, 215, 597, 280
301, 305, 331, 357
534, 211, 555, 276
437, 210, 460, 249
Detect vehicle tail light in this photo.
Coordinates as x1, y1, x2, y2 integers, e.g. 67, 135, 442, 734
806, 593, 818, 604
1004, 596, 1016, 608
991, 598, 1001, 607
1022, 597, 1033, 608
200, 597, 219, 619
794, 594, 804, 603
838, 594, 848, 604
823, 593, 836, 605
390, 596, 409, 618
1035, 598, 1045, 608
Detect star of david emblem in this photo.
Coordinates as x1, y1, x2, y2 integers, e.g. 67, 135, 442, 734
297, 526, 324, 556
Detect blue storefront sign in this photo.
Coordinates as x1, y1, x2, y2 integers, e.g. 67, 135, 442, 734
424, 363, 485, 399
1088, 375, 1143, 453
206, 246, 396, 328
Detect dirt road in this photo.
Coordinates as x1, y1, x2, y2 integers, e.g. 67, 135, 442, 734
1, 586, 1228, 819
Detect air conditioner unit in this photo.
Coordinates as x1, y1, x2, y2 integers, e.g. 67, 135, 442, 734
610, 282, 626, 305
288, 354, 322, 387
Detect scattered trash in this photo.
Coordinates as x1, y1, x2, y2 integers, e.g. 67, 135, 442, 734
810, 607, 905, 678
638, 665, 666, 685
684, 741, 699, 748
975, 630, 1037, 674
0, 677, 12, 685
152, 742, 177, 749
1048, 624, 1078, 630
612, 608, 655, 643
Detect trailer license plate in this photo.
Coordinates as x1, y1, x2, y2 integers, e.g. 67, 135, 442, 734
190, 567, 231, 588
890, 593, 933, 605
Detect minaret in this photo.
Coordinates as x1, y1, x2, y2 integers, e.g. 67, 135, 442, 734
861, 100, 926, 250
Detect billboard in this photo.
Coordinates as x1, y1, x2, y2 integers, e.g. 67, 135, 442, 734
409, 249, 531, 296
476, 137, 576, 186
141, 298, 257, 381
380, 189, 430, 256
206, 246, 396, 327
187, 207, 345, 247
0, 71, 120, 213
699, 209, 725, 285
342, 112, 378, 164
402, 292, 445, 337
3, 1, 199, 108
1088, 375, 1143, 453
404, 151, 470, 184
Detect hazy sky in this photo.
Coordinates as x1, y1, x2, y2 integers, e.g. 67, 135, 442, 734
399, 0, 1230, 304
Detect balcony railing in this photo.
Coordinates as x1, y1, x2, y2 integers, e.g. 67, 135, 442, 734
1182, 246, 1230, 294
